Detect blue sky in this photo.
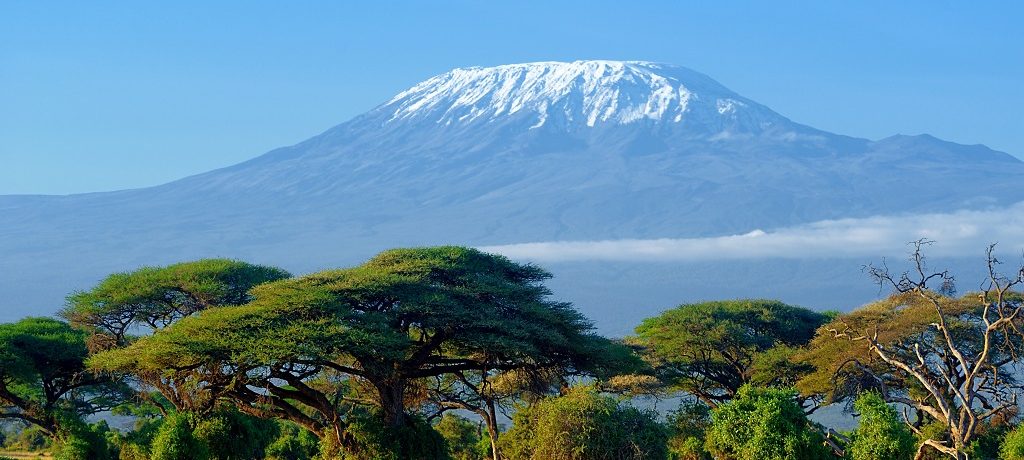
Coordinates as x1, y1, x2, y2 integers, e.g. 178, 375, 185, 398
2, 1, 1022, 195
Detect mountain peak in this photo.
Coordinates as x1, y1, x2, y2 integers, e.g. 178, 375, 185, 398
376, 60, 787, 132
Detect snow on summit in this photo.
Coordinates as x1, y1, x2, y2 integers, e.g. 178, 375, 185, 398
381, 60, 776, 129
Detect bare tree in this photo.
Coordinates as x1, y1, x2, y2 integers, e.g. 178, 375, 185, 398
828, 240, 1024, 460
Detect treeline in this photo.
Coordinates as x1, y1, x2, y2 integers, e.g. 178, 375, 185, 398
2, 243, 1024, 459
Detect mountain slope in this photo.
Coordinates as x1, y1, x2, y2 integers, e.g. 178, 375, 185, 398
1, 60, 1021, 329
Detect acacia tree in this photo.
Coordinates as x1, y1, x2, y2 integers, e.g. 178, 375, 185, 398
424, 336, 644, 460
92, 247, 605, 458
804, 241, 1024, 460
62, 259, 289, 412
62, 258, 291, 348
0, 317, 126, 444
631, 299, 828, 408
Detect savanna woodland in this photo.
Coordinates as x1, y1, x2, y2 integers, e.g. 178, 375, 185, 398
3, 242, 1024, 460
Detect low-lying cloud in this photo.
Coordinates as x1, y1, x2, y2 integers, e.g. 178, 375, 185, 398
479, 203, 1024, 262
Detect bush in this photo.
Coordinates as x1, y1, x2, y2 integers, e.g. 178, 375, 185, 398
150, 413, 208, 460
499, 386, 669, 460
434, 414, 485, 460
666, 401, 711, 460
966, 423, 1009, 460
266, 422, 319, 460
114, 415, 163, 460
846, 392, 915, 460
146, 408, 280, 460
193, 408, 278, 460
53, 417, 117, 460
1002, 425, 1024, 460
3, 425, 51, 451
704, 385, 832, 460
342, 409, 448, 460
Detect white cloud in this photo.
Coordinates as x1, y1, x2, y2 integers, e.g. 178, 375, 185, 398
479, 203, 1024, 262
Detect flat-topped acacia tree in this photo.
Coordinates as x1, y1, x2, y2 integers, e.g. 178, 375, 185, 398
0, 317, 127, 444
425, 333, 645, 460
61, 259, 290, 412
91, 246, 610, 458
631, 299, 829, 408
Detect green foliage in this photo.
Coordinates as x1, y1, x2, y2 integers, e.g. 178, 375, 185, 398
111, 412, 163, 460
266, 422, 319, 460
2, 424, 51, 451
0, 317, 88, 385
66, 259, 289, 415
63, 258, 290, 348
192, 408, 278, 460
150, 413, 208, 460
797, 292, 991, 404
666, 401, 711, 460
965, 423, 1009, 460
434, 414, 484, 460
0, 318, 125, 440
914, 420, 949, 459
144, 408, 280, 460
342, 409, 448, 460
704, 385, 831, 460
92, 247, 606, 456
633, 300, 827, 405
499, 386, 668, 460
53, 418, 117, 460
1001, 425, 1024, 460
846, 392, 914, 460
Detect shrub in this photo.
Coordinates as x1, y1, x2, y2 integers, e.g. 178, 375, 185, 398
499, 386, 669, 460
266, 422, 319, 460
704, 385, 831, 460
434, 414, 485, 460
3, 425, 51, 451
150, 413, 208, 460
846, 392, 915, 460
666, 400, 711, 460
53, 417, 117, 460
342, 409, 448, 460
1001, 425, 1024, 460
193, 408, 278, 460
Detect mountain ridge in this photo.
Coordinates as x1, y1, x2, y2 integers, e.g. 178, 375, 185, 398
1, 60, 1022, 331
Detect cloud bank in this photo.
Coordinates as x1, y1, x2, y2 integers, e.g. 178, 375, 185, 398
480, 203, 1024, 262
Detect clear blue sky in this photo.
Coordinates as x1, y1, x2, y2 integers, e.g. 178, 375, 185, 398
2, 1, 1022, 195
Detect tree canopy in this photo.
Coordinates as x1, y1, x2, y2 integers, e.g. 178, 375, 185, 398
0, 317, 125, 441
62, 258, 290, 350
798, 242, 1024, 459
90, 247, 612, 457
632, 299, 828, 407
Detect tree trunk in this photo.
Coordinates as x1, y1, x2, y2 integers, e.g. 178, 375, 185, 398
484, 399, 500, 460
377, 380, 408, 428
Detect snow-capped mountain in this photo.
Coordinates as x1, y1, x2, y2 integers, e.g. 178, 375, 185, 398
381, 61, 788, 132
2, 60, 1022, 332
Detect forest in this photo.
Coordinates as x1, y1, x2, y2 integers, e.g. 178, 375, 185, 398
1, 242, 1023, 460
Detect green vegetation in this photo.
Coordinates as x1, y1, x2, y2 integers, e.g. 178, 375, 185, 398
1, 244, 1023, 459
632, 299, 827, 407
499, 386, 668, 460
704, 386, 831, 460
845, 392, 915, 460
